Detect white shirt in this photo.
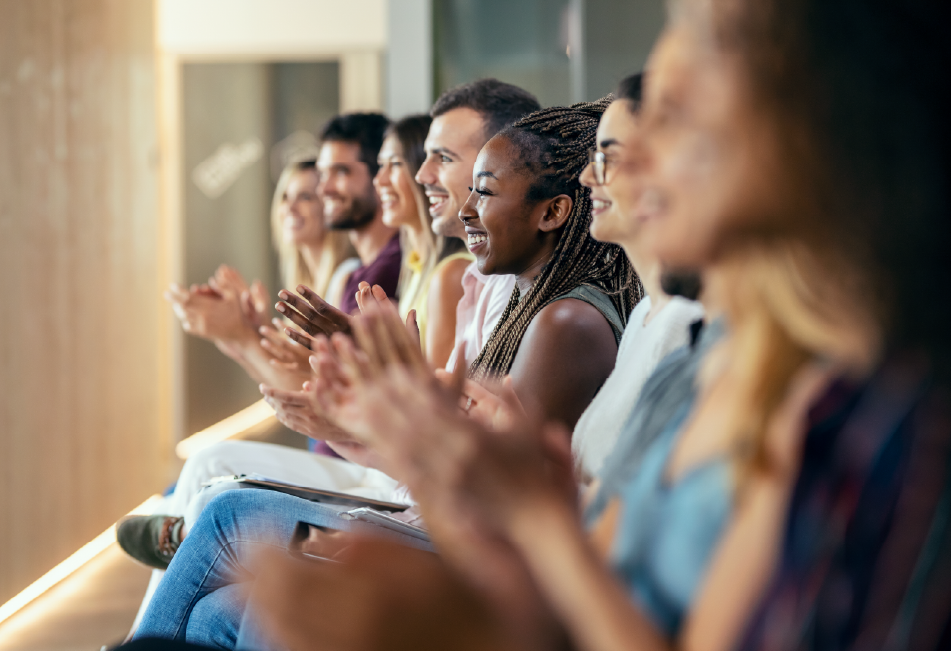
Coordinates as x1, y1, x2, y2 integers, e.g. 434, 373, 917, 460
571, 295, 706, 480
445, 263, 517, 372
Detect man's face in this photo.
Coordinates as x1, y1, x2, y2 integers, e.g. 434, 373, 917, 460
317, 141, 380, 231
415, 108, 487, 241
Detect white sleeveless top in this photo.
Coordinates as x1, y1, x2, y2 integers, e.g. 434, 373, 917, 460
571, 295, 705, 481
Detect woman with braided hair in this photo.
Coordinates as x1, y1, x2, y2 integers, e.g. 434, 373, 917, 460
461, 97, 643, 427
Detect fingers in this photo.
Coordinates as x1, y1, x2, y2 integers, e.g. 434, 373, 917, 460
498, 376, 529, 425
297, 285, 351, 330
283, 325, 317, 351
333, 332, 372, 385
276, 291, 325, 335
386, 309, 422, 368
370, 284, 389, 303
461, 379, 499, 404
164, 284, 190, 303
259, 384, 310, 408
259, 326, 296, 362
355, 285, 370, 314
405, 309, 422, 354
239, 290, 257, 322
193, 283, 220, 297
250, 280, 270, 315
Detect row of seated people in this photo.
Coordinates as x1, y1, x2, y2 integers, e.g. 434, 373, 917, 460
116, 0, 951, 649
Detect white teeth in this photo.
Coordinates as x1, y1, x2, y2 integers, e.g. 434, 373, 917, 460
467, 233, 487, 246
592, 199, 611, 211
429, 196, 445, 205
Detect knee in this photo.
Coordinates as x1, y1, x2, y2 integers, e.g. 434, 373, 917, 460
182, 440, 256, 478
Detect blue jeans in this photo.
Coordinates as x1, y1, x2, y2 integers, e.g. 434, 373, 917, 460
133, 488, 431, 649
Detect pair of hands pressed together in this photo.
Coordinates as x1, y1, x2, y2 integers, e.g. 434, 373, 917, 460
165, 265, 324, 388
251, 297, 581, 651
263, 284, 580, 533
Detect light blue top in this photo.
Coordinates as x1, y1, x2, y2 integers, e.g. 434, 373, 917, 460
609, 402, 733, 639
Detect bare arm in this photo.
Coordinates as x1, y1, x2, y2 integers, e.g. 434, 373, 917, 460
508, 499, 671, 651
508, 299, 618, 428
424, 257, 469, 369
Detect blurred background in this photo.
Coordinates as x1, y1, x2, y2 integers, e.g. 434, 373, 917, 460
0, 0, 663, 613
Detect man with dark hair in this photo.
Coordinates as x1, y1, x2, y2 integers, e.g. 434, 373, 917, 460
415, 79, 541, 370
311, 113, 400, 315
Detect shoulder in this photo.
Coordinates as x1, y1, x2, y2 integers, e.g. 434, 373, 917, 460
428, 256, 470, 309
431, 255, 471, 291
524, 298, 617, 351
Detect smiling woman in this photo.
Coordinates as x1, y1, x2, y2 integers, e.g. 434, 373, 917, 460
372, 115, 470, 367
463, 99, 644, 427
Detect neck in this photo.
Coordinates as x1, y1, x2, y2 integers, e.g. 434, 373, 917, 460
349, 212, 398, 265
298, 241, 324, 279
404, 223, 425, 258
514, 241, 557, 297
620, 240, 669, 324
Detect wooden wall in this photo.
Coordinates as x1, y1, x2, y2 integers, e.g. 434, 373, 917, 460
0, 0, 169, 604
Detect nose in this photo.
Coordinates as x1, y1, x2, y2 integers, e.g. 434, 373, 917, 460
373, 163, 388, 192
416, 155, 436, 186
459, 188, 479, 222
579, 161, 596, 189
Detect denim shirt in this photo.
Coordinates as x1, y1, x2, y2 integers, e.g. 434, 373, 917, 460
610, 402, 733, 638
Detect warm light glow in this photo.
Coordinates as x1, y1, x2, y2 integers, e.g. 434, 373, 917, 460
175, 398, 275, 460
0, 494, 164, 626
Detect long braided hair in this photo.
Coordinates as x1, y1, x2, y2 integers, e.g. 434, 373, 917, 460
469, 97, 644, 382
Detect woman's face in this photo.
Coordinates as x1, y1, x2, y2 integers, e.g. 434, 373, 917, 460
580, 100, 649, 248
374, 134, 422, 231
282, 169, 324, 246
637, 18, 788, 269
460, 136, 561, 276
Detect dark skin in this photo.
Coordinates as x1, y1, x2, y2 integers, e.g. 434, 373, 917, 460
461, 135, 618, 428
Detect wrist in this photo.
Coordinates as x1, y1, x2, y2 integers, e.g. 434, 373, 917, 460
506, 492, 580, 551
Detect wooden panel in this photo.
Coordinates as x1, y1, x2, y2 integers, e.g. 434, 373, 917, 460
0, 0, 169, 604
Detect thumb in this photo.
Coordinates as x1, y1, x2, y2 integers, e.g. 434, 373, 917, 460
405, 309, 421, 351
250, 280, 269, 308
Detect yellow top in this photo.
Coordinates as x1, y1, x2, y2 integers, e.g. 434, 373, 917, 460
398, 250, 473, 350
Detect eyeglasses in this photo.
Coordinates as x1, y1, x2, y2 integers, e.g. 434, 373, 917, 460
587, 149, 608, 186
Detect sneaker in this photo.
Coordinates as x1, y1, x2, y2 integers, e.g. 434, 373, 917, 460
117, 515, 184, 569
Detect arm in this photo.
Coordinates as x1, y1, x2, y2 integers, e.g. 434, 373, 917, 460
506, 498, 671, 651
508, 299, 618, 428
424, 257, 470, 369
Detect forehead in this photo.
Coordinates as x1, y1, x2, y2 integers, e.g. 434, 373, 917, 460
286, 168, 318, 189
425, 107, 487, 152
598, 101, 639, 145
474, 135, 526, 180
318, 140, 361, 166
378, 133, 402, 157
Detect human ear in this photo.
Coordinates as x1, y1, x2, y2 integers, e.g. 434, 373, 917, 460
538, 194, 573, 233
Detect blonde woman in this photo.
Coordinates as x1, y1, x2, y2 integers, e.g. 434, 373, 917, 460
372, 114, 471, 368
165, 159, 357, 391
271, 159, 359, 307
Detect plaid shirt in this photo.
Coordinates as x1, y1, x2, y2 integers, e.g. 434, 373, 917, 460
739, 355, 951, 651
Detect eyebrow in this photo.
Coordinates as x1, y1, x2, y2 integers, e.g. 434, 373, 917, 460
430, 146, 461, 159
599, 138, 622, 149
476, 171, 497, 180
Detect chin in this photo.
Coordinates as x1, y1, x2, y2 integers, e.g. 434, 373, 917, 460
589, 222, 616, 245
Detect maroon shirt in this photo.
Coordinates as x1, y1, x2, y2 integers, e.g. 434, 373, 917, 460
310, 232, 402, 458
339, 233, 402, 315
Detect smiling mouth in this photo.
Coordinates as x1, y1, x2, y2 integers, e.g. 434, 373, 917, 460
427, 193, 449, 215
591, 198, 612, 214
466, 231, 488, 248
